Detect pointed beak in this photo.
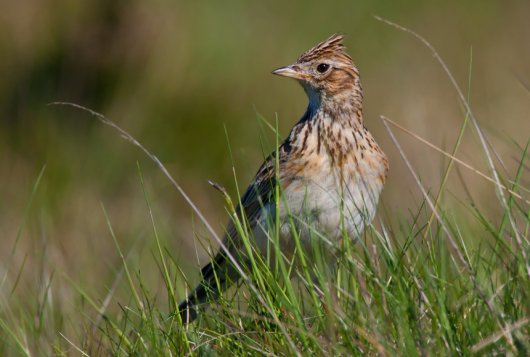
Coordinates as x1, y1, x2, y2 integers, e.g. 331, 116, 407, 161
271, 65, 307, 80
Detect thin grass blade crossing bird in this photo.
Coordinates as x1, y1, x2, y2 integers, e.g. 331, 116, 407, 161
178, 34, 389, 323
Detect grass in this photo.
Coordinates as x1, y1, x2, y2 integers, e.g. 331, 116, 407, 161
1, 20, 529, 356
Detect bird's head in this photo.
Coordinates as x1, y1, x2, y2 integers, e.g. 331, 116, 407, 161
272, 34, 362, 111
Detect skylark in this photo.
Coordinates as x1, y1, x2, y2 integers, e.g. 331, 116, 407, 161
179, 34, 388, 323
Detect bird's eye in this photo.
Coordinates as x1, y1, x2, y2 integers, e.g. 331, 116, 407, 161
316, 63, 330, 73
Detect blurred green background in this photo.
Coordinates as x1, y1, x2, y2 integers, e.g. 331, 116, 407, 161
1, 0, 529, 347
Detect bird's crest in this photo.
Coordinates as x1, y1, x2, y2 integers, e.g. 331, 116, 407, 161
297, 33, 352, 64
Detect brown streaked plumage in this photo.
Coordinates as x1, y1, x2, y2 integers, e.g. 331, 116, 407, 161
179, 33, 389, 323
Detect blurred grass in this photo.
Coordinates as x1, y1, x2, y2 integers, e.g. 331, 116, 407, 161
0, 0, 530, 355
2, 0, 529, 206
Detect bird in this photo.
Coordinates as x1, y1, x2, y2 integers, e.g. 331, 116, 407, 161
178, 33, 388, 323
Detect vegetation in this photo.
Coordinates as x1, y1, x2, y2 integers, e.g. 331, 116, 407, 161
1, 2, 529, 356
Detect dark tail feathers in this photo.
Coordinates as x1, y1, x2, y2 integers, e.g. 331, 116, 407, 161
178, 251, 242, 324
178, 258, 226, 324
178, 275, 216, 324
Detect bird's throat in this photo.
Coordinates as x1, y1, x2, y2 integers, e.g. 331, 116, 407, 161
303, 87, 363, 128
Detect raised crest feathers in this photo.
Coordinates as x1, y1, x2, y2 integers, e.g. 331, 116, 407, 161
297, 33, 352, 64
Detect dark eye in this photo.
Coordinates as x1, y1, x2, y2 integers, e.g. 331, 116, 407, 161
316, 63, 330, 73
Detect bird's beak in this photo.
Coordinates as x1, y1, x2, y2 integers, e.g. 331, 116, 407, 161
271, 64, 307, 80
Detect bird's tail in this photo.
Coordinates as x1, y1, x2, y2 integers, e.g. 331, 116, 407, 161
178, 251, 239, 324
178, 283, 207, 323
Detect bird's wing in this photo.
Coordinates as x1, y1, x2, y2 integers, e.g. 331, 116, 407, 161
199, 149, 281, 283
179, 145, 292, 321
178, 117, 312, 322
